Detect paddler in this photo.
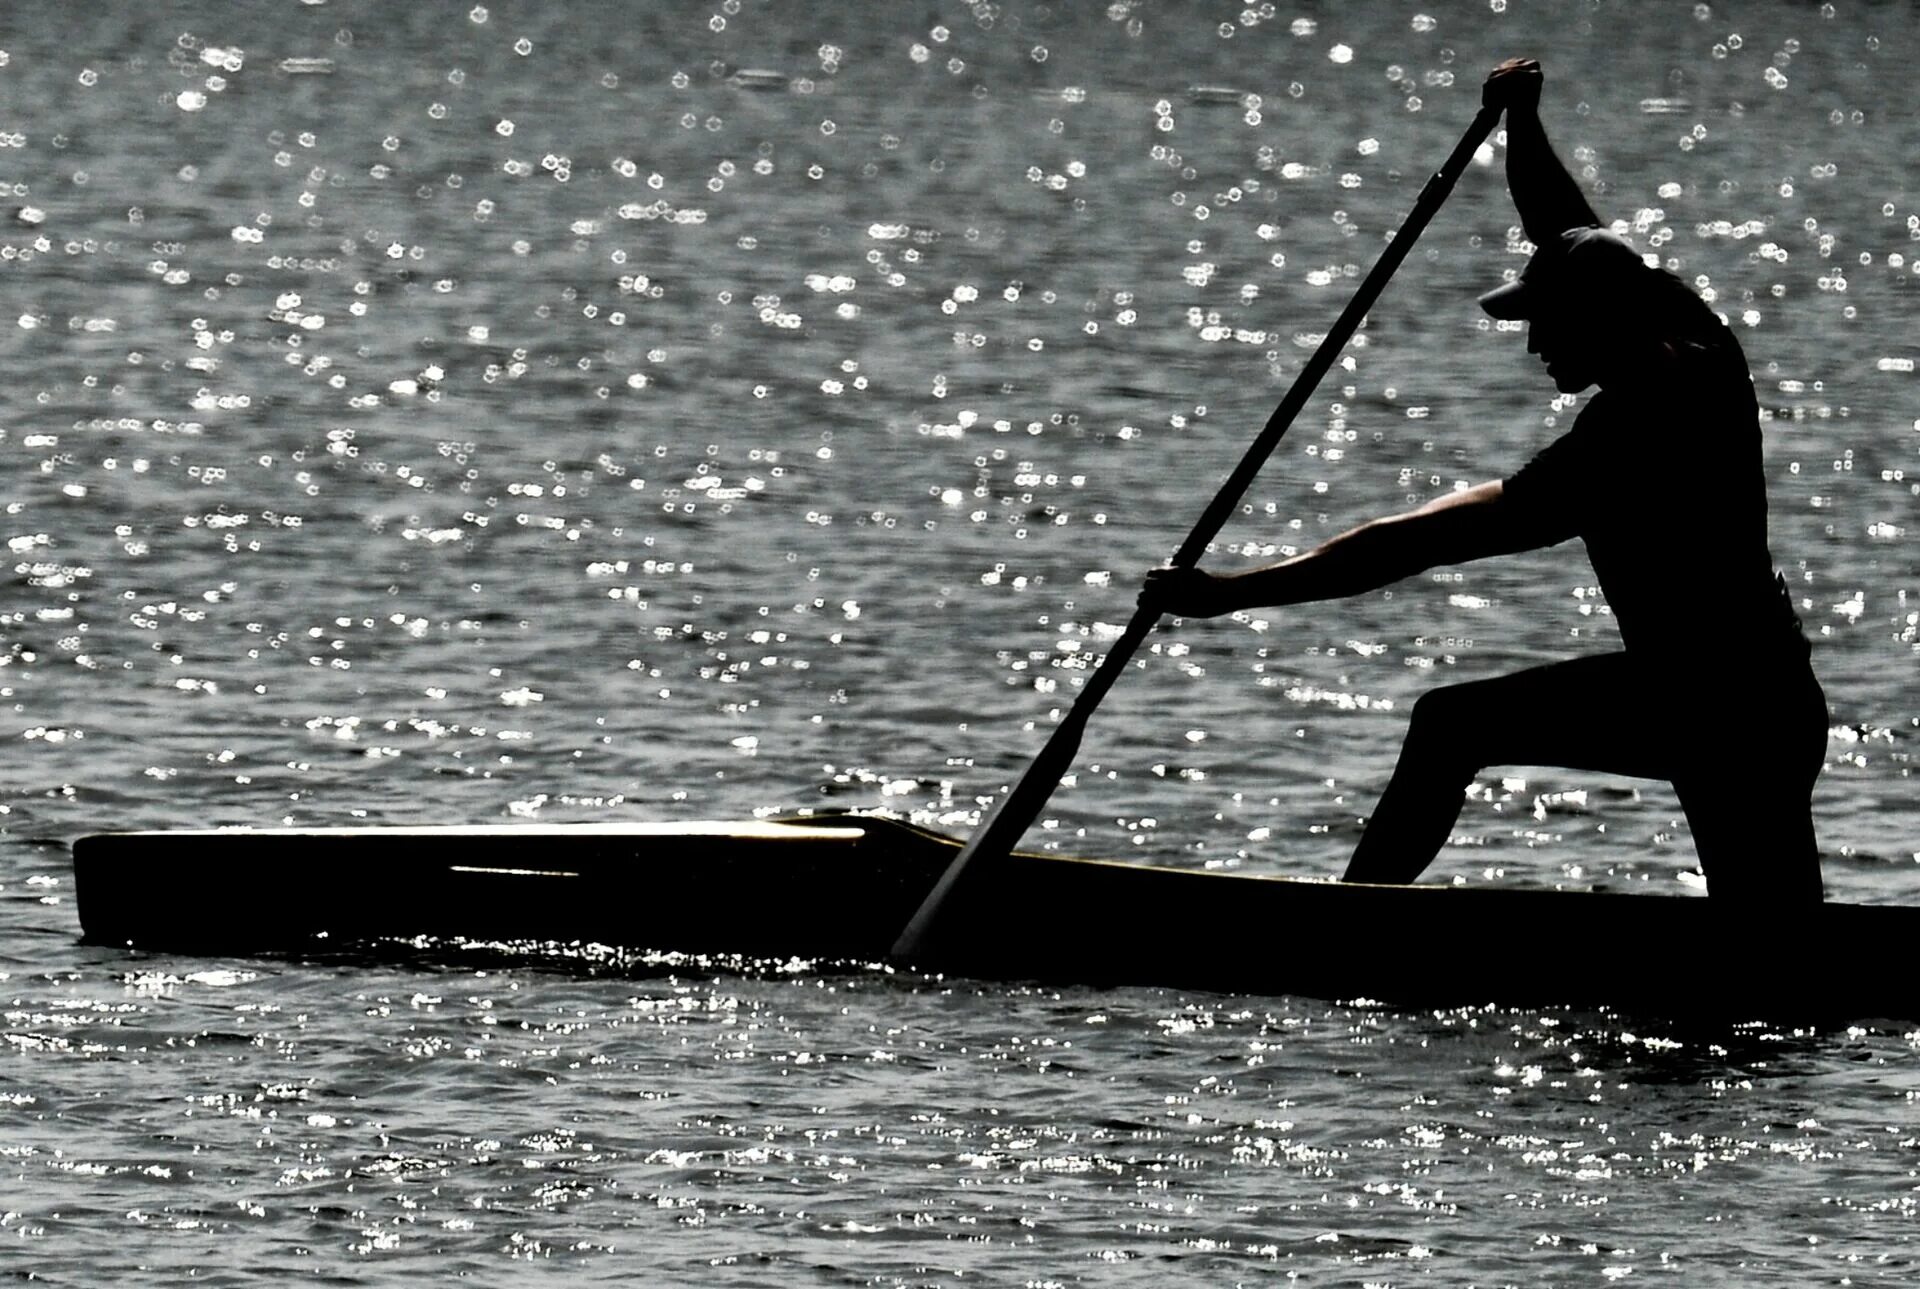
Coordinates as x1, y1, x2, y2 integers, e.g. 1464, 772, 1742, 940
1141, 59, 1826, 905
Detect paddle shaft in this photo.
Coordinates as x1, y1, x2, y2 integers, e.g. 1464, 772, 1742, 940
893, 104, 1503, 961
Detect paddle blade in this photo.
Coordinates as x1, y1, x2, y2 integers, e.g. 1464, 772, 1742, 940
890, 704, 1092, 961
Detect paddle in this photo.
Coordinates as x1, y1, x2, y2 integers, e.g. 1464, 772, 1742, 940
892, 102, 1504, 962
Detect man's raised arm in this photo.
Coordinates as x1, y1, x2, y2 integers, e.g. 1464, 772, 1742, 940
1486, 59, 1602, 246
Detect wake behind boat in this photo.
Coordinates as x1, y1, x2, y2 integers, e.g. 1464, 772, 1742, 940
72, 813, 1915, 1020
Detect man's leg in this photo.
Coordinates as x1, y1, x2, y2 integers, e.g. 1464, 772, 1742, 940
1672, 667, 1828, 907
1342, 653, 1671, 884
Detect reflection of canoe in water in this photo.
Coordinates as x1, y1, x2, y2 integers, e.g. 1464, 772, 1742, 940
73, 812, 1916, 1020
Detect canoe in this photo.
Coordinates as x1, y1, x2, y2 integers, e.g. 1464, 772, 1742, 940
70, 812, 1917, 1019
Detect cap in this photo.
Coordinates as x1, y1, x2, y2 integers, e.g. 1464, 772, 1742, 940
1478, 226, 1652, 320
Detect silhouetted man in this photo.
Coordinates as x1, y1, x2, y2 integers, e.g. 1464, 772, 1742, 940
1143, 60, 1825, 905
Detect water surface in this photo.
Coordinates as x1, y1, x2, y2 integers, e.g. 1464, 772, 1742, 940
2, 1, 1915, 1282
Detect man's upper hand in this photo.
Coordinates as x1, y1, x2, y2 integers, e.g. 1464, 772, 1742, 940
1483, 58, 1542, 114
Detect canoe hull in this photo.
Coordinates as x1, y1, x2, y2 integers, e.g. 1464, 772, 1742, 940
71, 813, 1916, 1018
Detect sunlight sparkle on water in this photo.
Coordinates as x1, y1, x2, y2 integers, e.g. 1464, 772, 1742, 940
0, 2, 1914, 1278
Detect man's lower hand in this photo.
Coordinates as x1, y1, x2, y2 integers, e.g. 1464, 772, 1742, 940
1140, 566, 1228, 619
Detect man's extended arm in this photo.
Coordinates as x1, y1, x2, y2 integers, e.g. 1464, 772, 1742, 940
1140, 481, 1547, 618
1487, 59, 1602, 245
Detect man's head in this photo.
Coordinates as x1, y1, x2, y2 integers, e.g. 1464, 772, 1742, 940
1479, 227, 1672, 392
